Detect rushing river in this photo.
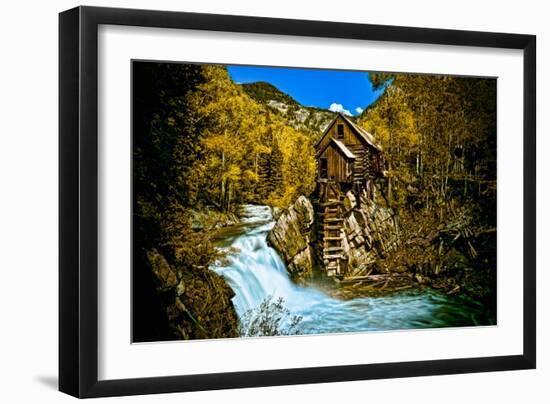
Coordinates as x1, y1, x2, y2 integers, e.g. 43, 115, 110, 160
212, 205, 492, 335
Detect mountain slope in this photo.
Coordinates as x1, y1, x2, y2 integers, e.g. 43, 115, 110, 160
240, 81, 334, 138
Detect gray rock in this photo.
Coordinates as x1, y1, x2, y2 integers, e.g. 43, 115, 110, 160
288, 248, 314, 280
339, 190, 397, 275
268, 196, 315, 281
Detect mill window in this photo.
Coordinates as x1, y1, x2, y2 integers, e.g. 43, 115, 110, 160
337, 124, 344, 139
320, 158, 328, 179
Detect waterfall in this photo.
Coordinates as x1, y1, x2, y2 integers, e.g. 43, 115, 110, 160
213, 205, 489, 335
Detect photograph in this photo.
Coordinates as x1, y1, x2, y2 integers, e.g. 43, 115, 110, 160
132, 61, 497, 342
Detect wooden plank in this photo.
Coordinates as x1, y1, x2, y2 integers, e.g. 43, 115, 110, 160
324, 254, 345, 259
320, 201, 343, 207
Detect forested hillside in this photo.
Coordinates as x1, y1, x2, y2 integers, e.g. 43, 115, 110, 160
359, 73, 497, 309
185, 67, 317, 210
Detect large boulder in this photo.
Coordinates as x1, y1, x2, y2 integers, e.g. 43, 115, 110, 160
267, 196, 316, 282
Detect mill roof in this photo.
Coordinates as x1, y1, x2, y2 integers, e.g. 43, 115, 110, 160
315, 113, 383, 152
331, 139, 357, 159
318, 138, 357, 160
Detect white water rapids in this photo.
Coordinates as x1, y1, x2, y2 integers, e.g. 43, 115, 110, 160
213, 205, 487, 335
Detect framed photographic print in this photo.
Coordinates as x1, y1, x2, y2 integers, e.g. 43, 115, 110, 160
59, 5, 536, 398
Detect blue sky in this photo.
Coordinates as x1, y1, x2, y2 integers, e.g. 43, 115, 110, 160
227, 65, 385, 116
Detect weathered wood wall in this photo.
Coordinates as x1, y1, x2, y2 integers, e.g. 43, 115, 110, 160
317, 116, 361, 153
318, 145, 352, 182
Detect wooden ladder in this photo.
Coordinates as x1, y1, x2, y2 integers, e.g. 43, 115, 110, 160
321, 184, 347, 277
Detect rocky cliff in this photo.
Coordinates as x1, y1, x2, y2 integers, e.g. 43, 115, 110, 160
339, 189, 397, 277
146, 248, 239, 340
268, 189, 397, 281
267, 195, 316, 282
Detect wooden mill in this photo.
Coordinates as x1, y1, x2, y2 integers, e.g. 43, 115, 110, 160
315, 113, 384, 277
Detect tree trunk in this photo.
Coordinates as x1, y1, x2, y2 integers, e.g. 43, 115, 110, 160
220, 150, 226, 208
227, 180, 232, 212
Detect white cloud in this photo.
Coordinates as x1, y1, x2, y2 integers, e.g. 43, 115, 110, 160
355, 107, 364, 114
328, 103, 352, 116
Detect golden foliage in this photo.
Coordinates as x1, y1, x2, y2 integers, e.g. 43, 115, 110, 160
186, 65, 316, 210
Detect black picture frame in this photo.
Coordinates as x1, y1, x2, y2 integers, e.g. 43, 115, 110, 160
59, 5, 536, 398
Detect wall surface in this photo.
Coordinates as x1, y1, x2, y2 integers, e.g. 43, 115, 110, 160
0, 0, 547, 402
